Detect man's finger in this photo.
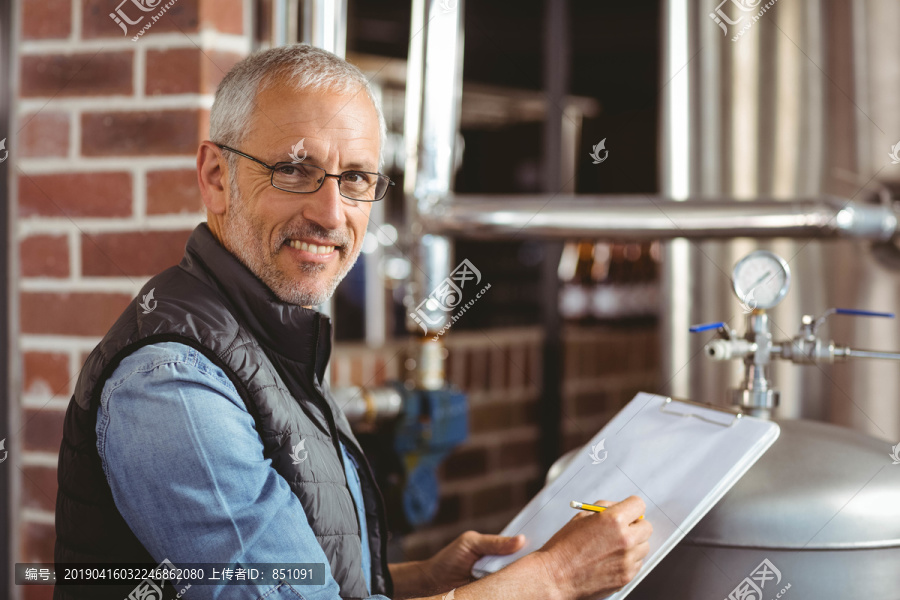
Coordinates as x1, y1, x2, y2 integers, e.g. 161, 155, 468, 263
604, 495, 647, 523
629, 515, 653, 541
629, 540, 651, 563
469, 533, 526, 556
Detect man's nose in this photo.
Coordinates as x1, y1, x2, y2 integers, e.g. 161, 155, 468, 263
302, 175, 344, 231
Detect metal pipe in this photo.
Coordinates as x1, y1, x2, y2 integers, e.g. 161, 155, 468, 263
301, 0, 347, 58
402, 0, 465, 342
661, 0, 694, 401
272, 0, 292, 47
333, 385, 403, 426
839, 348, 900, 361
421, 196, 899, 241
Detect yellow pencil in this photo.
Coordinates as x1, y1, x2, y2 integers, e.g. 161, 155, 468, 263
570, 500, 644, 519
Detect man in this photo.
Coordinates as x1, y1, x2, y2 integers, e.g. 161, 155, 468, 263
54, 45, 651, 600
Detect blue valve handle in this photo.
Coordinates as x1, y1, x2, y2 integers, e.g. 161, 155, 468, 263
833, 308, 895, 319
689, 321, 727, 333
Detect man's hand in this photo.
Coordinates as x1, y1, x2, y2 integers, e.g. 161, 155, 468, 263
390, 531, 525, 598
393, 498, 651, 600
426, 530, 526, 591
533, 496, 652, 600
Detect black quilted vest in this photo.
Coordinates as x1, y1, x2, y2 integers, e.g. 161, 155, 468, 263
54, 224, 392, 600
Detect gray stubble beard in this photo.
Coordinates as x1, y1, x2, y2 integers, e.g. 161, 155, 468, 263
221, 177, 359, 307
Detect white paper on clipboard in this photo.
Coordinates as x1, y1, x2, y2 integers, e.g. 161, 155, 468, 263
471, 392, 780, 600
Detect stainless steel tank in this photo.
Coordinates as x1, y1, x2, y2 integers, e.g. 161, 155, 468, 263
630, 419, 900, 599
610, 0, 900, 596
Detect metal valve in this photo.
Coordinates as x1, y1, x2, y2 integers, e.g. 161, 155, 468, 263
781, 308, 897, 364
688, 251, 900, 418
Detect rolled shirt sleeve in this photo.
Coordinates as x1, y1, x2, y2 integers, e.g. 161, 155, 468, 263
95, 342, 389, 600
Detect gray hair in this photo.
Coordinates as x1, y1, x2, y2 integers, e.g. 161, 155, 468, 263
210, 44, 386, 178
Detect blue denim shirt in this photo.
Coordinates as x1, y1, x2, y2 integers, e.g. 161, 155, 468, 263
96, 342, 390, 600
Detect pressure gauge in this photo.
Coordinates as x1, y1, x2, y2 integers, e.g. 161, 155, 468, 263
731, 250, 791, 310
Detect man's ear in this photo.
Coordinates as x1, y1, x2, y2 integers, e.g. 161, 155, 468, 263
197, 141, 229, 215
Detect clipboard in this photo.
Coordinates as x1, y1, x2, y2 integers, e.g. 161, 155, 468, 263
471, 392, 780, 599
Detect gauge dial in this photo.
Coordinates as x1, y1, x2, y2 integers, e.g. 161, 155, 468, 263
731, 251, 791, 310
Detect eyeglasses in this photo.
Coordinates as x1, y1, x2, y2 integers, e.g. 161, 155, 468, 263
216, 144, 394, 202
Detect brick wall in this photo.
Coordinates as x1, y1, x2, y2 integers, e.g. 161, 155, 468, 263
560, 323, 660, 453
13, 1, 248, 595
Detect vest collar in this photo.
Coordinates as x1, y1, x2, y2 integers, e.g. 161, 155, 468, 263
182, 223, 332, 381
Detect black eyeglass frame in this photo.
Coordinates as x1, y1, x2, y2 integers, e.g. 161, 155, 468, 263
216, 143, 394, 202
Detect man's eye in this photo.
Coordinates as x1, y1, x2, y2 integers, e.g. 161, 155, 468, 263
342, 172, 368, 184
278, 165, 301, 176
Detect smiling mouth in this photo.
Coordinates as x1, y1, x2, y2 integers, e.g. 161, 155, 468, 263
286, 239, 339, 255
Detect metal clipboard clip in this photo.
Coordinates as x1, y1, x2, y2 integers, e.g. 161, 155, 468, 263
659, 397, 743, 427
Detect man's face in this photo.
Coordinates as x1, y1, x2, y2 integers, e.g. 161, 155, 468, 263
219, 83, 380, 307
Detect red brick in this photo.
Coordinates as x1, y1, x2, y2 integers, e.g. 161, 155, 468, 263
499, 347, 512, 390
573, 390, 612, 418
201, 0, 244, 35
146, 48, 200, 95
82, 229, 192, 276
592, 336, 631, 376
23, 352, 70, 396
23, 408, 66, 454
471, 483, 516, 518
82, 109, 205, 157
464, 348, 488, 391
469, 401, 537, 434
83, 0, 200, 39
18, 172, 132, 218
498, 439, 539, 469
147, 169, 202, 214
18, 112, 70, 158
20, 234, 70, 278
22, 0, 72, 40
20, 292, 132, 336
470, 403, 512, 433
20, 521, 56, 565
20, 52, 133, 98
440, 446, 487, 481
146, 48, 243, 95
22, 466, 58, 512
82, 0, 243, 40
